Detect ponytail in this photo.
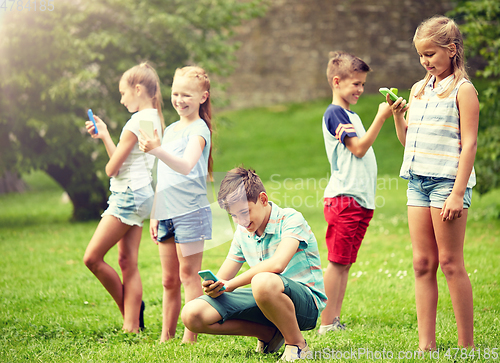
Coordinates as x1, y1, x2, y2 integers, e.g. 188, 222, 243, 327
198, 89, 213, 178
152, 79, 165, 133
122, 62, 165, 133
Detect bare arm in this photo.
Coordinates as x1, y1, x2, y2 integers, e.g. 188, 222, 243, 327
344, 102, 393, 158
202, 259, 242, 298
85, 115, 136, 177
139, 129, 206, 176
203, 237, 301, 297
392, 83, 417, 147
217, 259, 244, 281
225, 237, 300, 291
441, 82, 479, 221
86, 115, 117, 158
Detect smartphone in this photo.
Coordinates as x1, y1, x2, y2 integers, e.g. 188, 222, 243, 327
139, 120, 155, 139
87, 109, 98, 135
379, 87, 406, 104
198, 270, 226, 290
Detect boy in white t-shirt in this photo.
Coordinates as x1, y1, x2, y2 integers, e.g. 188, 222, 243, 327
319, 51, 394, 334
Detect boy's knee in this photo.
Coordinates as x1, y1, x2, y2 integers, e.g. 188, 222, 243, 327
181, 300, 208, 332
252, 273, 283, 301
252, 272, 278, 289
180, 302, 198, 331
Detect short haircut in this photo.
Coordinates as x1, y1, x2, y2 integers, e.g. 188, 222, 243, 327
218, 167, 266, 211
326, 51, 371, 88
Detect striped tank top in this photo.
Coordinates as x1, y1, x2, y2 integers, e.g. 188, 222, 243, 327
400, 75, 476, 188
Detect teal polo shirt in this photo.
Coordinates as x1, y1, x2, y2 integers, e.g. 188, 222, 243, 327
227, 202, 327, 313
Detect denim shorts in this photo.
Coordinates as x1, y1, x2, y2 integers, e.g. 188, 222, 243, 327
407, 173, 472, 209
101, 185, 154, 227
157, 206, 212, 243
198, 275, 319, 331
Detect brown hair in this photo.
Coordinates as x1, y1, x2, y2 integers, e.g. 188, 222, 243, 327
173, 66, 214, 176
122, 62, 165, 131
218, 167, 266, 212
326, 51, 371, 88
413, 16, 468, 99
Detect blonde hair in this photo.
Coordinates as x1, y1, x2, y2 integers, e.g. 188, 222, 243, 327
121, 62, 165, 131
173, 66, 213, 176
413, 16, 469, 99
326, 51, 371, 88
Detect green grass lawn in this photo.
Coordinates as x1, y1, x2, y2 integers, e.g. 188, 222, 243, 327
1, 93, 499, 362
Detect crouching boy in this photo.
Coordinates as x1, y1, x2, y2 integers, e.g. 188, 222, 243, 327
181, 167, 327, 361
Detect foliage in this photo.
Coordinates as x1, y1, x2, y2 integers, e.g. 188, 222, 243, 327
449, 0, 500, 195
0, 0, 268, 220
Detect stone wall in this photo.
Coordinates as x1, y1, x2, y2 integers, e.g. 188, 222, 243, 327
220, 0, 454, 109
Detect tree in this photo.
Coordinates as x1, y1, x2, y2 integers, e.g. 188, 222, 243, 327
449, 0, 500, 195
0, 0, 268, 220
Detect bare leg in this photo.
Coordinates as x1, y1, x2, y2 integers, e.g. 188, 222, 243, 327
177, 241, 204, 343
181, 299, 276, 342
321, 261, 351, 325
252, 273, 306, 348
408, 206, 439, 350
431, 208, 474, 348
158, 238, 182, 342
117, 225, 143, 332
83, 216, 133, 319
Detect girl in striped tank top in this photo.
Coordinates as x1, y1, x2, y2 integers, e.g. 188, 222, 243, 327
388, 16, 479, 351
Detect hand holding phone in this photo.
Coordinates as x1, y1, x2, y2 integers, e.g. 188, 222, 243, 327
198, 270, 226, 291
88, 109, 98, 135
139, 120, 155, 139
379, 87, 407, 105
138, 120, 161, 153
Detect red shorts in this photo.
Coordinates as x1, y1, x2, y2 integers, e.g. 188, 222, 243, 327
324, 196, 373, 265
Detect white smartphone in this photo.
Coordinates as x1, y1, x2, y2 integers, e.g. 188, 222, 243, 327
139, 120, 155, 139
198, 269, 226, 290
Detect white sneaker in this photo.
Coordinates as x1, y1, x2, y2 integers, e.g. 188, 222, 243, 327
279, 342, 311, 361
317, 317, 346, 335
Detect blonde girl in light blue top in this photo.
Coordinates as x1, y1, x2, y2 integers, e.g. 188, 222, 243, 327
139, 66, 213, 344
389, 16, 478, 350
84, 63, 164, 333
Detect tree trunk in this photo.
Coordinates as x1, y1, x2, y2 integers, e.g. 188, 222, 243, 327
0, 171, 28, 194
44, 157, 108, 221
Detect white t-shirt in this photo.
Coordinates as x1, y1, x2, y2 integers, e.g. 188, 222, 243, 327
322, 104, 377, 210
109, 109, 162, 192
